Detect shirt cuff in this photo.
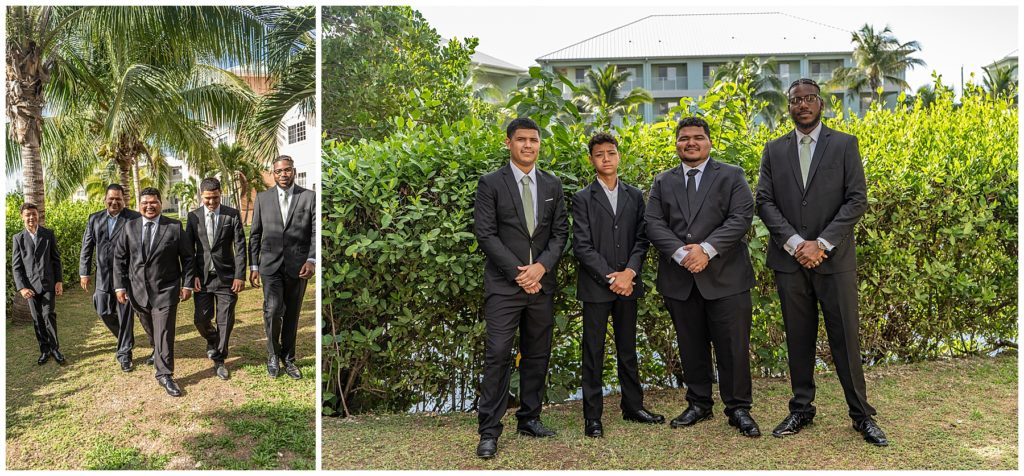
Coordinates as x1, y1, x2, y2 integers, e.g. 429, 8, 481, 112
250, 265, 259, 271
817, 237, 835, 251
784, 234, 804, 256
115, 288, 126, 293
182, 287, 193, 292
306, 258, 316, 264
671, 246, 689, 264
699, 242, 718, 259
80, 275, 89, 279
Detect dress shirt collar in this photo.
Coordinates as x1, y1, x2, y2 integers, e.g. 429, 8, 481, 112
509, 161, 537, 185
277, 184, 296, 196
142, 215, 160, 227
598, 176, 619, 193
681, 157, 711, 175
796, 121, 823, 143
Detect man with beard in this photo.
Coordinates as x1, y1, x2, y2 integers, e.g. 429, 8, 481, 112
249, 156, 316, 380
645, 116, 761, 437
473, 117, 568, 458
114, 188, 193, 396
80, 184, 141, 372
755, 78, 887, 446
13, 202, 65, 365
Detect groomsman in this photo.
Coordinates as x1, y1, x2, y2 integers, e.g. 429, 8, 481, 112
114, 188, 194, 396
188, 178, 246, 381
572, 132, 664, 438
645, 117, 761, 437
80, 184, 141, 371
12, 202, 65, 365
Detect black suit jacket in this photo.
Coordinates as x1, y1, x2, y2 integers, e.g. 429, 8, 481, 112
249, 185, 316, 278
572, 179, 649, 302
755, 124, 868, 274
12, 227, 62, 294
645, 159, 755, 301
114, 215, 194, 309
187, 205, 247, 284
79, 209, 141, 293
474, 164, 569, 296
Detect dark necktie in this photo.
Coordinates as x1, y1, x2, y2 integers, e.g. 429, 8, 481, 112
686, 168, 699, 215
143, 222, 154, 261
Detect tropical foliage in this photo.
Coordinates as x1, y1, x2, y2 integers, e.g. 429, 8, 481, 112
712, 57, 788, 128
828, 24, 926, 104
567, 64, 653, 130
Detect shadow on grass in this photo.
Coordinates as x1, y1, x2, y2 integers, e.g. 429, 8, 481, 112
181, 399, 316, 470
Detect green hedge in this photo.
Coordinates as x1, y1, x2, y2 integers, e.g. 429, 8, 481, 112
321, 82, 1017, 416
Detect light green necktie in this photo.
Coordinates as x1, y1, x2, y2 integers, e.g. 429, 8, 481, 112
799, 135, 813, 186
521, 175, 534, 264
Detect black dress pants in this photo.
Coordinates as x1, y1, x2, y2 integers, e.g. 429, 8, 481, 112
28, 291, 59, 354
194, 273, 237, 364
261, 272, 307, 363
581, 299, 644, 420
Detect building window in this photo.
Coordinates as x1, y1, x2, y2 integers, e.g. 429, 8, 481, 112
776, 61, 801, 88
702, 62, 726, 86
656, 98, 682, 120
297, 172, 307, 188
288, 121, 307, 144
617, 64, 643, 91
171, 166, 182, 181
809, 59, 844, 83
652, 64, 687, 90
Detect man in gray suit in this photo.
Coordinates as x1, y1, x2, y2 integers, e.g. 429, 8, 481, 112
188, 177, 247, 381
12, 202, 65, 365
472, 117, 568, 459
80, 184, 141, 372
114, 187, 194, 397
646, 116, 761, 437
572, 132, 663, 438
249, 156, 316, 380
756, 78, 887, 446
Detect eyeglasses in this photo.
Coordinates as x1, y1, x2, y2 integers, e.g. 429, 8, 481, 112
788, 94, 821, 106
272, 167, 295, 176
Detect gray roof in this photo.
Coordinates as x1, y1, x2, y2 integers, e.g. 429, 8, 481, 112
472, 49, 527, 73
537, 12, 854, 62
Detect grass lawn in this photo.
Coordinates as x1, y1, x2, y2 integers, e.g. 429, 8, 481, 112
323, 353, 1017, 470
5, 285, 316, 470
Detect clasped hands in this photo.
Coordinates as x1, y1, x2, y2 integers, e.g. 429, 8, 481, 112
795, 240, 827, 269
679, 244, 710, 273
515, 263, 546, 294
605, 269, 635, 296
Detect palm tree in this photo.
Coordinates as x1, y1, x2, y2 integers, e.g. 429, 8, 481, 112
713, 56, 788, 128
216, 141, 267, 221
982, 63, 1018, 104
571, 64, 653, 129
6, 6, 266, 223
828, 24, 926, 105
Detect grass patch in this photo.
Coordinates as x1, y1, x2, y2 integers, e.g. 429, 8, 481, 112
84, 440, 170, 470
323, 354, 1017, 470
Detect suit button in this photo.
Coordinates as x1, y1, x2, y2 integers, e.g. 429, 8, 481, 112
613, 225, 619, 230
801, 225, 807, 230
802, 201, 807, 206
686, 233, 692, 239
616, 244, 621, 248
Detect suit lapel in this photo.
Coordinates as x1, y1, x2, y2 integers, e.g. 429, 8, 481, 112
590, 180, 615, 220
689, 159, 721, 221
146, 217, 168, 264
534, 172, 549, 238
668, 166, 690, 226
500, 165, 530, 236
195, 209, 212, 250
268, 187, 284, 230
111, 214, 128, 240
804, 125, 832, 193
213, 212, 228, 247
284, 186, 303, 229
32, 230, 46, 260
784, 130, 806, 195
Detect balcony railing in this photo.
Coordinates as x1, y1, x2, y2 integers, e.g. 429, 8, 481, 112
651, 78, 687, 90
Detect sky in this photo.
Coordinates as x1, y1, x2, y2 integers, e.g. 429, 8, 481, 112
418, 4, 1019, 97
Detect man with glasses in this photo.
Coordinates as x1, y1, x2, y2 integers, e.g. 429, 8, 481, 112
755, 78, 888, 446
249, 156, 316, 380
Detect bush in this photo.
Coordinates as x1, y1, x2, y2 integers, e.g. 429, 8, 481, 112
321, 79, 1017, 416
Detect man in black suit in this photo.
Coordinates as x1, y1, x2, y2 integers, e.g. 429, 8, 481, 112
472, 117, 568, 458
249, 156, 316, 380
645, 116, 761, 437
80, 184, 141, 372
755, 78, 887, 446
572, 132, 664, 438
12, 202, 65, 365
114, 187, 194, 397
188, 178, 247, 381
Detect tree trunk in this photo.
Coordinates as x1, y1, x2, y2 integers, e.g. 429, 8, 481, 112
131, 159, 142, 210
6, 40, 50, 225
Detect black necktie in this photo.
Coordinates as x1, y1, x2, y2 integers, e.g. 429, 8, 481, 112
686, 168, 699, 216
143, 222, 154, 260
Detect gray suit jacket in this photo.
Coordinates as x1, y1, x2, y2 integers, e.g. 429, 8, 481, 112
187, 205, 247, 284
12, 227, 62, 294
473, 164, 568, 296
645, 159, 755, 301
79, 208, 141, 293
114, 215, 194, 309
755, 123, 868, 274
571, 179, 649, 302
249, 185, 316, 278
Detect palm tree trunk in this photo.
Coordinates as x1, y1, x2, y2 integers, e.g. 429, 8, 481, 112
131, 159, 142, 210
6, 43, 49, 225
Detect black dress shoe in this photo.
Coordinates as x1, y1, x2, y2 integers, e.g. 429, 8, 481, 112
476, 437, 497, 459
728, 409, 762, 437
51, 350, 66, 365
517, 418, 556, 437
853, 418, 889, 446
267, 355, 280, 378
157, 376, 182, 397
215, 362, 230, 380
623, 408, 666, 424
37, 353, 50, 365
284, 361, 302, 380
670, 406, 713, 428
145, 353, 155, 366
772, 412, 814, 437
120, 360, 134, 373
584, 419, 603, 438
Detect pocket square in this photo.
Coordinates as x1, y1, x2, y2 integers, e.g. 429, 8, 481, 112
545, 198, 554, 202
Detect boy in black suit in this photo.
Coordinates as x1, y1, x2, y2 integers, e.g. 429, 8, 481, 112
12, 202, 65, 365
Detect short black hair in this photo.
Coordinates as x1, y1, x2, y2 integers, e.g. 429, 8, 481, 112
788, 78, 822, 96
674, 116, 711, 139
140, 187, 161, 201
106, 184, 126, 195
588, 132, 618, 155
506, 117, 541, 138
200, 177, 221, 193
20, 202, 38, 213
272, 155, 294, 167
